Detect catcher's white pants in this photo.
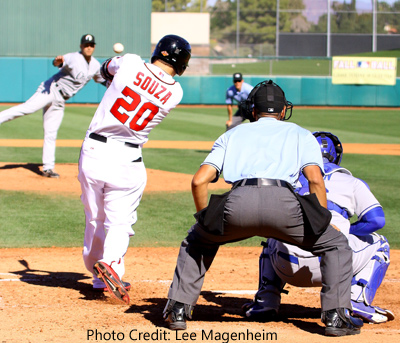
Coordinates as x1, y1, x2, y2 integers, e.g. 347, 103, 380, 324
268, 234, 383, 287
0, 81, 65, 170
78, 135, 146, 287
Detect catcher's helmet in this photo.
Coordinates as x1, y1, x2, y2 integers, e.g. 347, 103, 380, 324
151, 35, 191, 76
239, 80, 293, 122
313, 131, 343, 165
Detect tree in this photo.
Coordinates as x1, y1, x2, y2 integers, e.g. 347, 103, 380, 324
210, 0, 236, 36
152, 0, 191, 12
331, 0, 358, 33
209, 0, 307, 53
377, 0, 400, 34
279, 0, 306, 33
314, 0, 400, 34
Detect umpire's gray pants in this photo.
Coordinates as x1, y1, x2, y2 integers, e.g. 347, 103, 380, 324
167, 185, 352, 312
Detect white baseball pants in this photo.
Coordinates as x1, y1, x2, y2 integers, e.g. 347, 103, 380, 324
78, 135, 146, 287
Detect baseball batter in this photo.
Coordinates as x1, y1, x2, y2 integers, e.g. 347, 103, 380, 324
78, 35, 191, 304
0, 34, 105, 178
225, 72, 253, 130
244, 132, 394, 324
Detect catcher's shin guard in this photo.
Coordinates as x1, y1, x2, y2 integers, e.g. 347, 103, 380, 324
351, 234, 392, 323
163, 299, 194, 330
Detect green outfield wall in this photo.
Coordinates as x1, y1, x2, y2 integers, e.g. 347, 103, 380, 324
0, 0, 151, 59
1, 58, 399, 107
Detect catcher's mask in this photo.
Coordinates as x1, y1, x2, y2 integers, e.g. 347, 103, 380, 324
239, 80, 293, 122
313, 131, 343, 165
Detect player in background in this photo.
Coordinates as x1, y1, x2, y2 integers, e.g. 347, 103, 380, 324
78, 35, 191, 304
225, 72, 253, 130
0, 34, 105, 178
243, 131, 394, 324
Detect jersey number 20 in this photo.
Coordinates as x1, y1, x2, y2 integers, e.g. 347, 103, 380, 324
110, 86, 159, 131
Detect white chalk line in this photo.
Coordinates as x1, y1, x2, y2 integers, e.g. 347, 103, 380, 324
1, 273, 399, 296
0, 273, 44, 282
212, 290, 257, 295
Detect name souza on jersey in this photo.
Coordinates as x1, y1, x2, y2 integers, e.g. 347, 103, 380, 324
133, 72, 172, 105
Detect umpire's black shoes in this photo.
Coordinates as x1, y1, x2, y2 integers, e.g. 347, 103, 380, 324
322, 308, 363, 336
163, 299, 194, 330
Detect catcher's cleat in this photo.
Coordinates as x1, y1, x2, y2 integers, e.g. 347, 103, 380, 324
93, 261, 130, 305
352, 302, 395, 324
93, 281, 131, 293
322, 308, 363, 337
42, 169, 60, 178
242, 301, 278, 321
163, 299, 193, 330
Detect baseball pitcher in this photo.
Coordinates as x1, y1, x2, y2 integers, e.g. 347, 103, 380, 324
0, 34, 105, 178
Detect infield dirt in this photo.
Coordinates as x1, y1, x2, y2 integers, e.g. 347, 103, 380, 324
1, 247, 399, 343
0, 142, 399, 342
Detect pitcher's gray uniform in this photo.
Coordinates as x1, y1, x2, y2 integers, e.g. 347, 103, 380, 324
246, 132, 393, 324
0, 34, 104, 177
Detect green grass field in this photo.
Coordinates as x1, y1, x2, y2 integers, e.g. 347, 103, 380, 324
210, 50, 400, 76
211, 58, 332, 76
0, 104, 399, 248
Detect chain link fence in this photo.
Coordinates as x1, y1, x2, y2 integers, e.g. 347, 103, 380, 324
206, 0, 400, 58
186, 55, 400, 77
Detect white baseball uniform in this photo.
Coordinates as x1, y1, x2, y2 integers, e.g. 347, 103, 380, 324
78, 54, 183, 288
0, 51, 104, 171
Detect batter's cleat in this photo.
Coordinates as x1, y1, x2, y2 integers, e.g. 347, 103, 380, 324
352, 302, 395, 324
163, 299, 193, 330
322, 308, 363, 336
42, 169, 60, 178
93, 261, 130, 305
242, 301, 278, 321
93, 281, 131, 293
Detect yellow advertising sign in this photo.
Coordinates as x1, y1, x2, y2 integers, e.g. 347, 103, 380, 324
332, 57, 397, 85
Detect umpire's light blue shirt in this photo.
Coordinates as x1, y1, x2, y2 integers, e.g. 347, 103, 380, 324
225, 82, 254, 105
202, 117, 324, 186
